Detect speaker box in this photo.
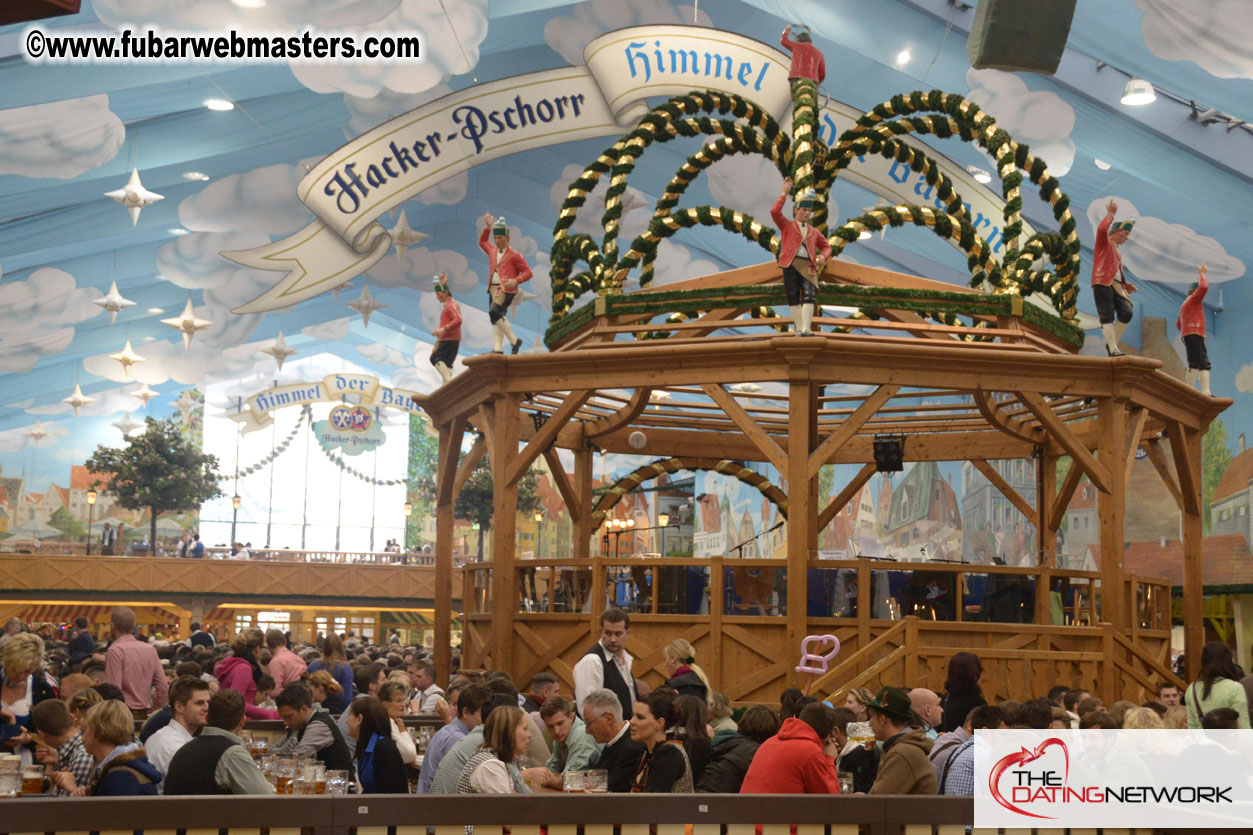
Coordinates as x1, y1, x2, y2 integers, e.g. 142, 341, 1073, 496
966, 0, 1076, 75
0, 0, 80, 26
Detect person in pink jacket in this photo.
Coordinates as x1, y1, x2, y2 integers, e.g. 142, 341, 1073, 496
1177, 262, 1210, 395
771, 178, 832, 335
1091, 198, 1137, 356
479, 214, 532, 354
214, 633, 279, 720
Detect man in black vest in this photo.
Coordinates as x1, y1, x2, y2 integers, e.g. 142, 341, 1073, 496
273, 681, 353, 772
163, 689, 274, 794
188, 622, 216, 649
573, 608, 636, 717
582, 687, 646, 792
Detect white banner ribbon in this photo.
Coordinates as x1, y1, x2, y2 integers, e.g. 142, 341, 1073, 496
230, 373, 421, 434
223, 25, 1029, 313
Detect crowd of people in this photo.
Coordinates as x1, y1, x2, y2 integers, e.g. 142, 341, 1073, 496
1, 608, 1249, 800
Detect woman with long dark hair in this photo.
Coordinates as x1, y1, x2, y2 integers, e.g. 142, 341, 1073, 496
347, 695, 409, 793
630, 691, 692, 792
674, 694, 713, 783
938, 651, 986, 733
1185, 642, 1250, 729
307, 634, 353, 713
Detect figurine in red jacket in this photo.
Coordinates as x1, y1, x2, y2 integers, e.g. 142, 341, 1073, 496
480, 213, 532, 354
781, 25, 825, 86
430, 272, 461, 384
1177, 262, 1210, 395
771, 178, 832, 335
1092, 198, 1137, 356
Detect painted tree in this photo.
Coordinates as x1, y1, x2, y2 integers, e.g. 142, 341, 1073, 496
86, 417, 223, 553
455, 457, 541, 560
48, 506, 85, 538
1202, 418, 1233, 534
406, 413, 441, 549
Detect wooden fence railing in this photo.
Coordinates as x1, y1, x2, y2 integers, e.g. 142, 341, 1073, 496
0, 794, 1171, 835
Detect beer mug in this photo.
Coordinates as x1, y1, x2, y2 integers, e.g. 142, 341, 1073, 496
584, 769, 608, 793
562, 770, 585, 793
21, 764, 49, 796
0, 757, 21, 797
326, 769, 350, 796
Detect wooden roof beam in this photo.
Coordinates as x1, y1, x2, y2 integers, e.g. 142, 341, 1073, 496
1017, 390, 1110, 494
702, 384, 789, 474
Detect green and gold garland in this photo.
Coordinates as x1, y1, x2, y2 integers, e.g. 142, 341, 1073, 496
548, 82, 1085, 342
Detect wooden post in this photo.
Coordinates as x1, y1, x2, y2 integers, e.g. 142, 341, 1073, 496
786, 377, 815, 685
434, 419, 465, 683
575, 445, 604, 631
1096, 399, 1128, 632
487, 395, 520, 674
1035, 452, 1057, 624
1182, 427, 1204, 681
710, 555, 724, 688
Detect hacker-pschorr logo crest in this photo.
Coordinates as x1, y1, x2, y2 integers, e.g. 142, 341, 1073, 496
975, 730, 1253, 829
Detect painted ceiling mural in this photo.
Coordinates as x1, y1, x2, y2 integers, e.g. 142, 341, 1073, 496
2, 0, 1253, 558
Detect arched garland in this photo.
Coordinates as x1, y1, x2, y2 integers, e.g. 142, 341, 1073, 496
549, 83, 1084, 334
319, 441, 409, 487
235, 405, 310, 479
589, 456, 788, 528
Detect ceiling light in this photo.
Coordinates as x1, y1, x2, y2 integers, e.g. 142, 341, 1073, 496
858, 230, 872, 240
965, 165, 993, 184
1120, 78, 1156, 106
822, 305, 859, 315
183, 171, 210, 181
896, 49, 911, 66
204, 98, 235, 111
147, 308, 165, 314
231, 0, 266, 6
1093, 158, 1112, 171
168, 228, 190, 236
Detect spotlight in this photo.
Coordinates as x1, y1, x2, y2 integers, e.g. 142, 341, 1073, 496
1120, 78, 1155, 106
965, 165, 993, 184
204, 98, 236, 111
1093, 158, 1112, 171
895, 49, 911, 66
872, 434, 905, 472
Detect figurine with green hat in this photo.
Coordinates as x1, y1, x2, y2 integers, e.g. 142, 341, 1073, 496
479, 212, 532, 354
771, 178, 832, 335
781, 24, 825, 85
429, 271, 461, 384
1091, 198, 1138, 357
863, 685, 938, 793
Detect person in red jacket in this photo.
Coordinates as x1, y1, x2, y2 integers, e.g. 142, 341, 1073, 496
1178, 262, 1210, 395
739, 702, 841, 794
771, 178, 832, 335
780, 25, 825, 86
429, 272, 461, 384
479, 214, 532, 354
1091, 198, 1137, 356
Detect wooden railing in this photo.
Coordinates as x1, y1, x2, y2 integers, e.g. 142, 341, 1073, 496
3, 541, 468, 567
1, 794, 980, 835
463, 556, 1176, 704
0, 553, 458, 606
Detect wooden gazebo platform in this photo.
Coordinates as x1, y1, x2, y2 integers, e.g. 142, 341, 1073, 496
416, 259, 1229, 703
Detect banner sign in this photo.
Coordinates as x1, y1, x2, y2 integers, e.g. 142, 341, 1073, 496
975, 729, 1253, 828
224, 25, 1029, 313
230, 373, 419, 434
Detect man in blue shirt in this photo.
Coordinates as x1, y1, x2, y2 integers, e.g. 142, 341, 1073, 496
416, 682, 488, 794
190, 534, 205, 559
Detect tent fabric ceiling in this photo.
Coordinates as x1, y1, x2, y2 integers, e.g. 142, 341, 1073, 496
0, 0, 1252, 486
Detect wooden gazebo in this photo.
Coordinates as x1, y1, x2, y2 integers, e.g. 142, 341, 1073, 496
416, 258, 1229, 704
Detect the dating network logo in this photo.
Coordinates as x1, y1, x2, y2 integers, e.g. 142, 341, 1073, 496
988, 738, 1071, 819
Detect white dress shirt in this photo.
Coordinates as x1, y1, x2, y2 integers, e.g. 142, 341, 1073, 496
572, 641, 635, 712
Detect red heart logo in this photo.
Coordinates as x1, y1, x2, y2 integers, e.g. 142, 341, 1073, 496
989, 737, 1070, 820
